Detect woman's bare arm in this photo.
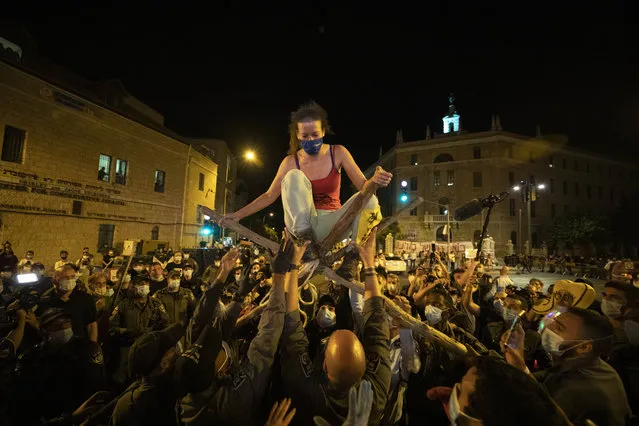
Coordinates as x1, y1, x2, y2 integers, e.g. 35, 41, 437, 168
229, 156, 293, 220
335, 145, 367, 191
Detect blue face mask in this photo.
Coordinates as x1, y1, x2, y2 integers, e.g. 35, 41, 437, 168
300, 138, 323, 155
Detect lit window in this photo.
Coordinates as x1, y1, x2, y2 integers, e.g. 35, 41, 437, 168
154, 170, 166, 193
98, 154, 111, 182
433, 171, 441, 187
115, 159, 128, 185
447, 170, 455, 186
1, 125, 26, 164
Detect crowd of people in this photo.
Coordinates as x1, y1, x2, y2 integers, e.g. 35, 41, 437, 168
0, 102, 637, 425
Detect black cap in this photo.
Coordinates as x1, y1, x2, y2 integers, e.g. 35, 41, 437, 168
318, 294, 336, 308
128, 323, 184, 377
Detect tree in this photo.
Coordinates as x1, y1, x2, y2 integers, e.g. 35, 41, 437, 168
549, 213, 609, 255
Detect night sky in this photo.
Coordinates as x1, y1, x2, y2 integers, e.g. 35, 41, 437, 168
4, 2, 636, 201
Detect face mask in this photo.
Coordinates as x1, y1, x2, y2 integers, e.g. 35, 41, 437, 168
123, 274, 131, 283
151, 275, 164, 282
235, 274, 241, 283
300, 137, 323, 155
316, 308, 336, 329
168, 280, 180, 292
134, 266, 145, 272
174, 257, 182, 263
184, 254, 190, 260
448, 384, 480, 425
601, 299, 624, 319
105, 288, 114, 297
59, 278, 77, 292
183, 271, 193, 280
541, 328, 587, 357
424, 305, 443, 325
502, 308, 520, 325
136, 285, 150, 297
48, 328, 74, 345
624, 320, 639, 346
94, 287, 106, 296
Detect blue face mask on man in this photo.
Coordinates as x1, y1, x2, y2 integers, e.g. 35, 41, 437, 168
300, 137, 323, 155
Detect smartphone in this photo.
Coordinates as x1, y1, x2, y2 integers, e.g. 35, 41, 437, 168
506, 310, 526, 348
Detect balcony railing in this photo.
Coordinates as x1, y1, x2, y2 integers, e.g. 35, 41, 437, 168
424, 214, 451, 223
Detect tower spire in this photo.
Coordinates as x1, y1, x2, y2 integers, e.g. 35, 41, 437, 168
395, 129, 404, 144
442, 93, 461, 134
495, 114, 502, 130
426, 125, 431, 140
491, 114, 497, 131
378, 145, 383, 159
536, 124, 542, 138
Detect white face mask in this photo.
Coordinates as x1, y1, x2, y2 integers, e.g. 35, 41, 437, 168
105, 288, 114, 297
151, 275, 164, 282
123, 274, 131, 284
448, 384, 480, 425
624, 320, 639, 346
94, 287, 106, 296
133, 266, 145, 272
601, 299, 624, 319
424, 305, 443, 325
214, 261, 221, 267
316, 307, 336, 329
136, 285, 150, 297
541, 328, 586, 357
48, 328, 74, 345
168, 280, 180, 292
59, 278, 77, 292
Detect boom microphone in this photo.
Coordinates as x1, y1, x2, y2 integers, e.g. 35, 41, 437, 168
454, 192, 509, 221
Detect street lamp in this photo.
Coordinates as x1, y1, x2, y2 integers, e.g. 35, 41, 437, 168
512, 180, 545, 255
222, 150, 258, 241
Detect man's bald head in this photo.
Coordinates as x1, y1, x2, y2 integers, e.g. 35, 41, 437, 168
54, 265, 76, 282
324, 329, 366, 391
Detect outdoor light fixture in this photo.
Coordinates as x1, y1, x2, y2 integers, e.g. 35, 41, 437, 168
401, 180, 408, 187
513, 185, 521, 191
245, 151, 256, 161
537, 184, 546, 190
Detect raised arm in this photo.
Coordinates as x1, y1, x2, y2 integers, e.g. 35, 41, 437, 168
224, 157, 293, 222
336, 145, 392, 192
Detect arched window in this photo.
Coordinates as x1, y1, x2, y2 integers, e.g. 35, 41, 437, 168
433, 153, 454, 163
532, 232, 538, 249
151, 226, 159, 240
510, 231, 517, 246
436, 226, 452, 242
438, 197, 449, 215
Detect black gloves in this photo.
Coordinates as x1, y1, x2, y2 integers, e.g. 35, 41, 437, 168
272, 239, 294, 275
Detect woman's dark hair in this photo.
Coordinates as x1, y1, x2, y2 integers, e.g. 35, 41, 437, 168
467, 355, 569, 425
287, 101, 331, 155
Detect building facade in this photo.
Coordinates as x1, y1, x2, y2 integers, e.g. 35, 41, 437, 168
0, 35, 227, 268
365, 98, 639, 256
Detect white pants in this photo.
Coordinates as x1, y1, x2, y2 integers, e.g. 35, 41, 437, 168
281, 169, 380, 243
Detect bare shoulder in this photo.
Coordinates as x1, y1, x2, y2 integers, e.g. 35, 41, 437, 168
279, 154, 296, 172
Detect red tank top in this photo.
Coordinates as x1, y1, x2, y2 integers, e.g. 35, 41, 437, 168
295, 145, 342, 211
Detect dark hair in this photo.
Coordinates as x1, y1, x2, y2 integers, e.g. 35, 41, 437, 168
60, 250, 68, 255
565, 307, 614, 357
428, 287, 454, 308
287, 101, 331, 155
151, 262, 163, 268
507, 291, 530, 312
467, 355, 568, 425
604, 280, 639, 305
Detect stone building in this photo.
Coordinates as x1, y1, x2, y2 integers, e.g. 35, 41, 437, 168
0, 31, 230, 269
364, 96, 639, 256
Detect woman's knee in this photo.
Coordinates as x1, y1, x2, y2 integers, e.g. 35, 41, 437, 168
282, 169, 309, 188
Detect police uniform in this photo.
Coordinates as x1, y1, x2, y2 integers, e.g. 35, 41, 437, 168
179, 284, 286, 426
152, 287, 196, 326
280, 297, 391, 426
3, 337, 104, 423
109, 296, 169, 385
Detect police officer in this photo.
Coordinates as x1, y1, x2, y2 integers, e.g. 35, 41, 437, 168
152, 271, 196, 326
109, 275, 169, 385
1, 308, 104, 424
179, 239, 292, 425
280, 228, 391, 426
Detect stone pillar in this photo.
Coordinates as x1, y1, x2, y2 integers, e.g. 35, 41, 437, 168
506, 240, 514, 256
385, 233, 394, 255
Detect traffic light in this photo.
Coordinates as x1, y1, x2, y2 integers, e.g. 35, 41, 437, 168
201, 219, 214, 236
400, 180, 408, 203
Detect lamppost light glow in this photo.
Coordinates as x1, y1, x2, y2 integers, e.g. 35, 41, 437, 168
513, 185, 521, 191
245, 150, 256, 161
269, 212, 274, 217
537, 184, 546, 190
401, 180, 408, 188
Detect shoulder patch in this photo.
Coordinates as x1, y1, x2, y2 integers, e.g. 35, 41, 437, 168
366, 352, 380, 375
299, 352, 314, 378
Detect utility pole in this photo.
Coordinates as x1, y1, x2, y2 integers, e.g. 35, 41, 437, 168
518, 208, 523, 254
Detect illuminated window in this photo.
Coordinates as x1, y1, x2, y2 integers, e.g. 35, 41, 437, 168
98, 154, 111, 182
115, 159, 128, 185
433, 171, 441, 187
447, 170, 455, 186
154, 170, 166, 193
